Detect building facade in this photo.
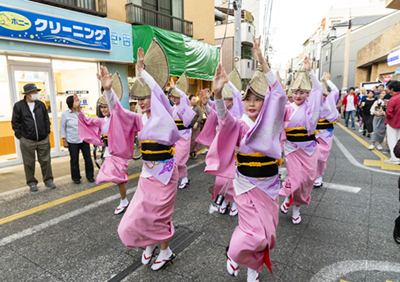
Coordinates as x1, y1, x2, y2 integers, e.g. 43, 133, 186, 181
0, 0, 133, 168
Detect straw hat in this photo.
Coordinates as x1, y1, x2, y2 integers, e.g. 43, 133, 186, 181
98, 72, 123, 106
242, 66, 269, 100
287, 89, 293, 98
320, 77, 330, 95
130, 38, 170, 98
222, 68, 242, 99
170, 72, 189, 98
276, 71, 283, 87
290, 67, 312, 92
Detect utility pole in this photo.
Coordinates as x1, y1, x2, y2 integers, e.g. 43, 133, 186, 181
233, 0, 241, 71
342, 19, 352, 94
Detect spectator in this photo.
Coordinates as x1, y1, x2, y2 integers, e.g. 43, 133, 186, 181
375, 84, 384, 99
11, 83, 56, 192
384, 80, 400, 164
342, 87, 358, 129
384, 81, 394, 100
60, 96, 94, 184
189, 95, 203, 159
372, 85, 378, 93
360, 90, 375, 139
357, 87, 367, 132
393, 138, 400, 244
368, 91, 386, 150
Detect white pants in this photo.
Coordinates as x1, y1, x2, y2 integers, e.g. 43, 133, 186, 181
387, 124, 400, 161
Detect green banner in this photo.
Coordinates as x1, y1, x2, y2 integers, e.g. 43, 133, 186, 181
132, 25, 219, 81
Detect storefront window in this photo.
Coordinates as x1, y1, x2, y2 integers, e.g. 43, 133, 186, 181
52, 60, 99, 117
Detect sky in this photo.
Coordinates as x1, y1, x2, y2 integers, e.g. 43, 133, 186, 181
267, 0, 351, 72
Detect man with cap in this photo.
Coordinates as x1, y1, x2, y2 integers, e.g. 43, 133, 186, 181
12, 83, 56, 192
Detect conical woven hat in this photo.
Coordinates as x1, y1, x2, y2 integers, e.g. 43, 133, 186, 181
242, 66, 269, 100
130, 39, 170, 98
222, 69, 242, 99
320, 77, 330, 95
287, 89, 293, 98
290, 67, 312, 92
99, 72, 123, 106
276, 71, 283, 86
171, 72, 189, 98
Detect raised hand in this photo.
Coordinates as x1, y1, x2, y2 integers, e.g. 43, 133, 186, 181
252, 35, 270, 73
170, 77, 176, 90
96, 65, 113, 91
304, 54, 312, 72
137, 47, 145, 73
199, 89, 210, 106
213, 62, 229, 99
323, 71, 331, 81
73, 93, 81, 112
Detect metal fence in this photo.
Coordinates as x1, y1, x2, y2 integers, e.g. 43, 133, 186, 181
126, 3, 193, 37
29, 0, 107, 17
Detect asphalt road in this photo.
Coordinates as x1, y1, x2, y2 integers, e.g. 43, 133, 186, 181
0, 122, 399, 282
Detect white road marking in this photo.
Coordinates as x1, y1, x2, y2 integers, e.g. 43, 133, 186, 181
333, 136, 399, 176
310, 260, 400, 282
279, 168, 361, 193
0, 161, 205, 246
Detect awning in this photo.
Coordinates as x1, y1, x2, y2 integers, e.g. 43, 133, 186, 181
132, 25, 219, 81
387, 50, 400, 66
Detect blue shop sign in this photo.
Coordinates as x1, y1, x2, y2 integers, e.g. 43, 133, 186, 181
0, 5, 111, 51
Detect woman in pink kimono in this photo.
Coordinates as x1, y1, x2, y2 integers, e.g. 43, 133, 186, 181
169, 73, 196, 189
279, 56, 324, 224
314, 71, 339, 187
117, 40, 181, 270
196, 69, 244, 216
76, 72, 143, 215
204, 36, 286, 282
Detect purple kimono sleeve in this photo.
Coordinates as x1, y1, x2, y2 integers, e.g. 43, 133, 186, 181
174, 88, 196, 128
195, 108, 217, 146
324, 80, 339, 122
205, 109, 248, 179
77, 111, 104, 147
227, 81, 245, 119
305, 70, 323, 135
243, 73, 286, 160
107, 90, 143, 159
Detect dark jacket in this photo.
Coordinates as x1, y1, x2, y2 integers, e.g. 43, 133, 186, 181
191, 104, 203, 127
12, 97, 51, 141
395, 139, 400, 189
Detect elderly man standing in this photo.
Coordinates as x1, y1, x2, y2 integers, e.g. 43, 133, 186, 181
12, 83, 56, 192
60, 96, 94, 184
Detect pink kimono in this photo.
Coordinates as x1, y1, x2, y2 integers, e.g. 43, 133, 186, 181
316, 80, 339, 178
196, 81, 244, 202
279, 70, 323, 205
172, 88, 196, 178
205, 72, 286, 273
78, 90, 143, 184
118, 70, 181, 248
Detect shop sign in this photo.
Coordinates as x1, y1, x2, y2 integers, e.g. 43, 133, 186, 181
66, 90, 89, 94
383, 76, 392, 82
387, 50, 400, 66
111, 32, 118, 46
0, 5, 111, 51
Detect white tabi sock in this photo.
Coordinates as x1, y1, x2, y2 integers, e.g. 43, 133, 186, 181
181, 176, 188, 185
144, 244, 157, 257
247, 268, 259, 282
293, 205, 300, 218
121, 198, 129, 206
284, 197, 290, 205
157, 246, 172, 260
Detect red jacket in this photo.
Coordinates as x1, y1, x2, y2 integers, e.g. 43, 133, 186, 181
385, 92, 400, 129
342, 94, 358, 112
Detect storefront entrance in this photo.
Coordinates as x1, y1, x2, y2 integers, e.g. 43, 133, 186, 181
0, 56, 100, 168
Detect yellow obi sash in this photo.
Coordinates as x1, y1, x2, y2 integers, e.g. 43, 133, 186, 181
235, 152, 283, 178
174, 119, 189, 131
140, 140, 175, 161
285, 127, 317, 142
316, 118, 335, 130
